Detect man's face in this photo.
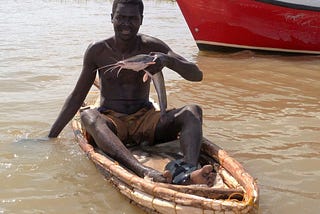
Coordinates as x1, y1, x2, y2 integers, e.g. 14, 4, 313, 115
112, 3, 142, 41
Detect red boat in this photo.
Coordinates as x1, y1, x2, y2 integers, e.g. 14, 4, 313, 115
176, 0, 320, 54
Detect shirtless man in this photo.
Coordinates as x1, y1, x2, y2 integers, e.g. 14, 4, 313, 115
49, 0, 214, 186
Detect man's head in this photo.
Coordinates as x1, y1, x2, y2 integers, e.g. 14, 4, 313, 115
111, 0, 144, 41
112, 0, 144, 18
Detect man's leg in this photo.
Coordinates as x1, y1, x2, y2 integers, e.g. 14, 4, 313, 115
80, 108, 168, 182
155, 104, 215, 186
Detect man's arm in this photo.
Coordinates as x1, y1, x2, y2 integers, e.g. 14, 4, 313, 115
48, 44, 97, 138
165, 50, 203, 81
145, 36, 203, 81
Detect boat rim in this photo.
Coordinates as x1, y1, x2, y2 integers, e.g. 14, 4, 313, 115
196, 40, 320, 55
256, 0, 320, 12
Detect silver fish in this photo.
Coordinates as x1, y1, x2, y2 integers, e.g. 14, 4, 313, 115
98, 54, 155, 82
98, 54, 167, 115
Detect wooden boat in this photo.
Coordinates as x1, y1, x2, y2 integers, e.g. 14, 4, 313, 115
71, 87, 259, 213
176, 0, 320, 54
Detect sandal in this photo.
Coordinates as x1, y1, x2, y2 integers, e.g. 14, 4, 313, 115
165, 159, 197, 185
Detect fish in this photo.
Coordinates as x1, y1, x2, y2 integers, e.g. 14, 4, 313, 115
152, 71, 167, 116
98, 54, 155, 82
98, 54, 167, 115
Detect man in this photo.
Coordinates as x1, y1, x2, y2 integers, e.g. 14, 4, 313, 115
49, 0, 214, 186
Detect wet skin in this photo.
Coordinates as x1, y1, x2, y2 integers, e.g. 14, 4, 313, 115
49, 2, 214, 185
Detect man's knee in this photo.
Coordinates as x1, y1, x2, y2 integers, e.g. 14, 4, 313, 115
80, 109, 117, 133
185, 104, 202, 116
80, 109, 99, 127
182, 104, 202, 122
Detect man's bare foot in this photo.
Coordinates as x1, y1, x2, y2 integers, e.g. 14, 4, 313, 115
163, 170, 173, 183
163, 159, 215, 186
189, 165, 215, 187
144, 168, 172, 183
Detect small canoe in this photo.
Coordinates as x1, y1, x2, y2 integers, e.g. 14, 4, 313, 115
71, 89, 259, 213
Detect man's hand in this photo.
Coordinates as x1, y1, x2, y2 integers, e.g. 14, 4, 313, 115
146, 52, 171, 75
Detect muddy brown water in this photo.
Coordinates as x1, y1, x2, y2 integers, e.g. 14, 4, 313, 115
1, 1, 319, 213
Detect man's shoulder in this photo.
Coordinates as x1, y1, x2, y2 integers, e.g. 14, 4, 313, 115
82, 38, 115, 67
140, 34, 163, 44
140, 34, 170, 52
87, 38, 111, 51
84, 38, 114, 58
139, 34, 171, 52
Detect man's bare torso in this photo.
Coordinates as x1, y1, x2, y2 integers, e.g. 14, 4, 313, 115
88, 34, 169, 114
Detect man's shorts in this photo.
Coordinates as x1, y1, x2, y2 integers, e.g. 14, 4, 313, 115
99, 106, 161, 146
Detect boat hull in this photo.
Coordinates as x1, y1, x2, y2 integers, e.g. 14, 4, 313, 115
177, 0, 320, 54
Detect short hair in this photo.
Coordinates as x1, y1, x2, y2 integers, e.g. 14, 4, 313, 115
112, 0, 144, 16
